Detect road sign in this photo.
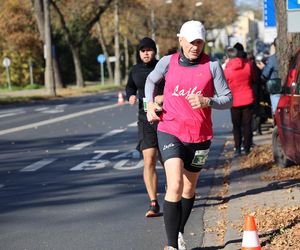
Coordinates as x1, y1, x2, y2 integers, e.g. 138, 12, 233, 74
97, 54, 106, 64
287, 0, 300, 10
97, 54, 106, 85
263, 0, 277, 43
108, 56, 116, 62
2, 57, 12, 90
2, 57, 11, 68
264, 0, 276, 28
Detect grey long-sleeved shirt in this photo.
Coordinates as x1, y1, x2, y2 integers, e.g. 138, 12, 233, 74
145, 53, 232, 109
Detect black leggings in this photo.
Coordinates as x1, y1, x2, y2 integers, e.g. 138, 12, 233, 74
230, 104, 253, 152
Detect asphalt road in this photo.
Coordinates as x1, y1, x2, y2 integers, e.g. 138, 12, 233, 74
0, 92, 232, 250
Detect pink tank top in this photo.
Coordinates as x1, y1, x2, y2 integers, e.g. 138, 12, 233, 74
158, 53, 214, 143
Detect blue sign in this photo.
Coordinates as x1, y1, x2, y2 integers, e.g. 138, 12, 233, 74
264, 0, 276, 28
97, 54, 106, 64
287, 0, 300, 10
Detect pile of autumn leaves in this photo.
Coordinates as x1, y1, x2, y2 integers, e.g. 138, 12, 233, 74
240, 145, 300, 250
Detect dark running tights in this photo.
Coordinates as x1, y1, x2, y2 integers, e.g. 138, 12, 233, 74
164, 196, 195, 248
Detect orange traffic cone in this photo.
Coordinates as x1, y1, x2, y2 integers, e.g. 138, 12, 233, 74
241, 215, 261, 250
118, 91, 125, 105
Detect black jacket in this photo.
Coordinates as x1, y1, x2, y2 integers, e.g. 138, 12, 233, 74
126, 59, 164, 115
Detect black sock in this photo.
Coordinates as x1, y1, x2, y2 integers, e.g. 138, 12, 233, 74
179, 196, 195, 234
163, 200, 182, 248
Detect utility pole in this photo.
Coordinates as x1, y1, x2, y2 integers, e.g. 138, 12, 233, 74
43, 0, 56, 96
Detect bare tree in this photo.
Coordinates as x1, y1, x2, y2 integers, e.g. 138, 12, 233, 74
51, 0, 113, 87
95, 22, 113, 82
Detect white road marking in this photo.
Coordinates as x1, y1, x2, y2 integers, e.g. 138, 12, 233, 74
70, 150, 118, 171
70, 159, 110, 171
111, 150, 135, 159
97, 129, 125, 140
0, 184, 5, 189
0, 110, 25, 118
67, 141, 94, 150
127, 121, 137, 127
0, 108, 24, 114
42, 104, 68, 113
42, 109, 64, 114
20, 158, 57, 172
92, 150, 119, 159
35, 107, 49, 111
0, 103, 120, 136
113, 159, 143, 170
56, 104, 68, 108
67, 129, 125, 150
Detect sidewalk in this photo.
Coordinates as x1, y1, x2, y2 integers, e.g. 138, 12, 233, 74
202, 125, 300, 249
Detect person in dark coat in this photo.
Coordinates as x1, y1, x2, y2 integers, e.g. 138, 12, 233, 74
256, 38, 279, 115
126, 37, 164, 217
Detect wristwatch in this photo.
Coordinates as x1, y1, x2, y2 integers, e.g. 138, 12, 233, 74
208, 98, 214, 107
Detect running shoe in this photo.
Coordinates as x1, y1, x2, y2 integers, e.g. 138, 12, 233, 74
145, 200, 160, 217
164, 246, 178, 250
178, 232, 187, 250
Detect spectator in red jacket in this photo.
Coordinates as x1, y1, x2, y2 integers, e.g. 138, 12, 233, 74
224, 46, 255, 155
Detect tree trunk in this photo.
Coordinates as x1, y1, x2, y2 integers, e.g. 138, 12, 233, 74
96, 22, 113, 82
275, 0, 300, 81
43, 0, 56, 96
52, 55, 63, 88
114, 0, 121, 85
124, 35, 129, 84
70, 46, 85, 87
32, 0, 63, 88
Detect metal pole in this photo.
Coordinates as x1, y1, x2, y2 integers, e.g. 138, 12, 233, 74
29, 59, 34, 85
5, 67, 11, 90
101, 63, 104, 85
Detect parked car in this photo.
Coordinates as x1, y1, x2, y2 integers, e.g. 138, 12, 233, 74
272, 49, 300, 167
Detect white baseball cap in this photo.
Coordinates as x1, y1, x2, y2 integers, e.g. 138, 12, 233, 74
177, 20, 206, 42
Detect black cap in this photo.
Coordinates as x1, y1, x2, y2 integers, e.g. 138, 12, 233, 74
138, 37, 157, 54
233, 42, 244, 52
233, 42, 246, 58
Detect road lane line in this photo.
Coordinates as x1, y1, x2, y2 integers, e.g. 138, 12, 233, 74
0, 103, 120, 136
20, 158, 57, 172
0, 111, 25, 118
67, 141, 95, 150
96, 129, 125, 140
35, 107, 49, 111
67, 129, 125, 150
127, 121, 137, 127
0, 184, 4, 189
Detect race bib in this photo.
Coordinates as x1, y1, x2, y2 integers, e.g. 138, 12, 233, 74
191, 149, 209, 167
